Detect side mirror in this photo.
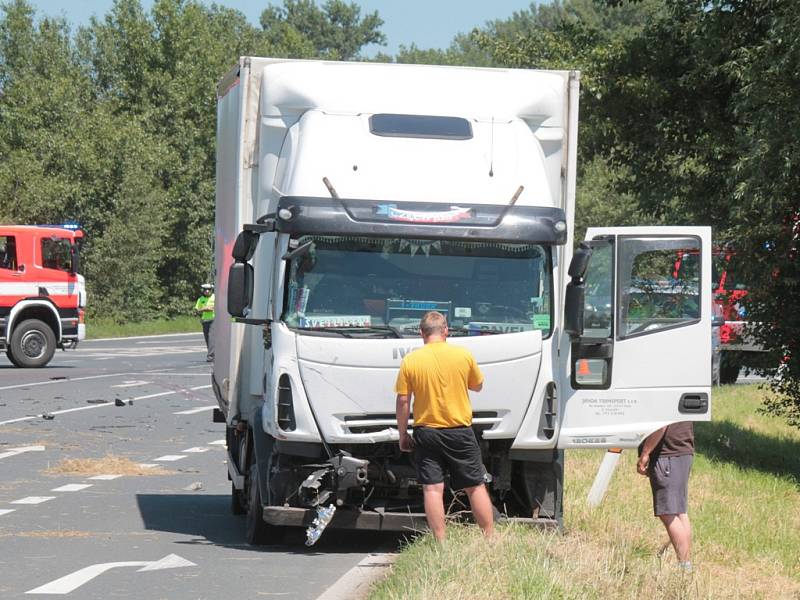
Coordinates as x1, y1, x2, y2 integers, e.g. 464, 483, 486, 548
564, 243, 593, 339
564, 284, 585, 338
568, 242, 593, 279
232, 230, 259, 262
70, 246, 80, 275
227, 263, 254, 318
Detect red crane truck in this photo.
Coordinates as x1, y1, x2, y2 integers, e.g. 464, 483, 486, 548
0, 224, 86, 367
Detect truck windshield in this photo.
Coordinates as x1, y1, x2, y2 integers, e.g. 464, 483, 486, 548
283, 236, 552, 337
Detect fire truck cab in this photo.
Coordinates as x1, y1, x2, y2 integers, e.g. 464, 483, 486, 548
0, 225, 86, 368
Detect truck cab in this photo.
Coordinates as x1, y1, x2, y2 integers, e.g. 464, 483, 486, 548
0, 225, 86, 367
213, 58, 712, 544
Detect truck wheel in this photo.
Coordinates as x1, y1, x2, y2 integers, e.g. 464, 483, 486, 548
231, 482, 246, 515
245, 465, 283, 545
720, 353, 741, 385
9, 319, 56, 368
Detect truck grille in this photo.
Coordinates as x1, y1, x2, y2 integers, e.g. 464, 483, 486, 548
342, 411, 501, 435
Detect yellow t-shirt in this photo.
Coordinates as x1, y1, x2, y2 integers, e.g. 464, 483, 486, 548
395, 341, 484, 428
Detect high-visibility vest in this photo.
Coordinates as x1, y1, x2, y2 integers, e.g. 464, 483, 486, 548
195, 293, 215, 321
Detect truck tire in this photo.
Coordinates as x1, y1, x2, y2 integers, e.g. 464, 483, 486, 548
9, 319, 56, 368
231, 482, 246, 515
245, 465, 283, 545
720, 353, 740, 385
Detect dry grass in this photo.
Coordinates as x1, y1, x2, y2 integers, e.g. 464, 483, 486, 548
371, 385, 800, 599
45, 454, 171, 476
0, 530, 94, 538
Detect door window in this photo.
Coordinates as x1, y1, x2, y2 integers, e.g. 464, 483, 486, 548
0, 236, 17, 270
41, 237, 73, 272
617, 237, 701, 339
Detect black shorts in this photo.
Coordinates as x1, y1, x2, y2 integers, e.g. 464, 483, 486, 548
649, 454, 693, 516
412, 426, 485, 491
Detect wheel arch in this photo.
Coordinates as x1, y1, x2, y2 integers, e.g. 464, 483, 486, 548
8, 300, 61, 342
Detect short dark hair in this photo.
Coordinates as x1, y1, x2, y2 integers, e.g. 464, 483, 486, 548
420, 311, 447, 337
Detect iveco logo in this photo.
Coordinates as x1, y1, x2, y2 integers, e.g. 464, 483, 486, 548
574, 437, 608, 444
392, 347, 413, 360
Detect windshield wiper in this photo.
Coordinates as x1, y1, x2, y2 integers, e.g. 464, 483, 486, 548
297, 327, 354, 338
448, 326, 502, 336
335, 325, 405, 338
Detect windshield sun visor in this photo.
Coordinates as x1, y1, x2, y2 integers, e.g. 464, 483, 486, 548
275, 197, 567, 245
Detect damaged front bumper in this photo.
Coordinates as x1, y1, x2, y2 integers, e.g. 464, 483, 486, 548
264, 506, 559, 532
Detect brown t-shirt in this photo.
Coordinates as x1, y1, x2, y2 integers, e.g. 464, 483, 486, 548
651, 422, 695, 459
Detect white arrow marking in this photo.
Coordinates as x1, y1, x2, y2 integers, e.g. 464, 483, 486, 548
25, 553, 197, 594
0, 445, 45, 460
110, 380, 150, 388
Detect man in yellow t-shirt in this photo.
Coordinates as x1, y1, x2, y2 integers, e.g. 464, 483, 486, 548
395, 311, 494, 540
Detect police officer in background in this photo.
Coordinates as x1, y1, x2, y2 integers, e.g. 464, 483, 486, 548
195, 283, 215, 362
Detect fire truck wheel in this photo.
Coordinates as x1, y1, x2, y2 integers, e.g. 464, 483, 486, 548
5, 349, 22, 367
9, 319, 56, 368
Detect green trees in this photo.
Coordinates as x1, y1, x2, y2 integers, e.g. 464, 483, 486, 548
0, 0, 382, 320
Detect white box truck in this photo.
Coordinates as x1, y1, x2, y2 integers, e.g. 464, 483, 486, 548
213, 57, 712, 544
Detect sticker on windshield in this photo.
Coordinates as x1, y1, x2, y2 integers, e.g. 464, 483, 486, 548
299, 315, 372, 328
533, 315, 551, 329
454, 307, 472, 318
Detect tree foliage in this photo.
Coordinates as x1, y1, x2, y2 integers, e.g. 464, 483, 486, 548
0, 0, 382, 320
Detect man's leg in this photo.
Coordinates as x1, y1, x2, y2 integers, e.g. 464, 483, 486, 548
422, 483, 446, 541
202, 321, 210, 349
207, 320, 214, 361
464, 484, 494, 537
659, 513, 691, 561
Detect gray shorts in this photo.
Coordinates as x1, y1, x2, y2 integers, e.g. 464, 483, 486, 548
649, 454, 693, 516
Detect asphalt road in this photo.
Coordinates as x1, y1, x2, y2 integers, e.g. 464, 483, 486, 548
0, 333, 399, 600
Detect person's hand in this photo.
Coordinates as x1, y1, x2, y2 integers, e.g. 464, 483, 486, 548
399, 432, 415, 453
637, 453, 649, 475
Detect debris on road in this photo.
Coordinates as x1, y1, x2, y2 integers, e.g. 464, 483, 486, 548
183, 481, 203, 491
41, 413, 55, 420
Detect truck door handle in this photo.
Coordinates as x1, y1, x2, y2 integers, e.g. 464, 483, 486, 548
678, 393, 708, 414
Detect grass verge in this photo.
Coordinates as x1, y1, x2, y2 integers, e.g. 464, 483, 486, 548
370, 385, 800, 599
85, 315, 200, 339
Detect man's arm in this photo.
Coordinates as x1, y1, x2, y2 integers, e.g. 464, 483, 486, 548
469, 381, 483, 392
395, 393, 414, 452
637, 427, 667, 475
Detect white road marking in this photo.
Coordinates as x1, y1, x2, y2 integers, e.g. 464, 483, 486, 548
316, 553, 397, 600
88, 474, 122, 481
0, 509, 16, 516
0, 445, 45, 460
208, 439, 226, 446
0, 385, 213, 426
11, 496, 56, 505
138, 464, 158, 469
181, 447, 210, 453
174, 405, 216, 415
154, 455, 186, 462
83, 332, 203, 342
25, 553, 197, 595
51, 484, 93, 492
110, 380, 150, 388
0, 373, 127, 392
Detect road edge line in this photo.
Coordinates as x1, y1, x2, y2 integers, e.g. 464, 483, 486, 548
315, 553, 397, 600
83, 332, 203, 343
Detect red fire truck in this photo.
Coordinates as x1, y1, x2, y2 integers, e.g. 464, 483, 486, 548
0, 224, 86, 367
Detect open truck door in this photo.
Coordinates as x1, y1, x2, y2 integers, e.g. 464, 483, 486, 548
558, 226, 712, 449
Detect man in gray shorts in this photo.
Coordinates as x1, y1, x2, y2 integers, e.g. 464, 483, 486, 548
637, 422, 694, 571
